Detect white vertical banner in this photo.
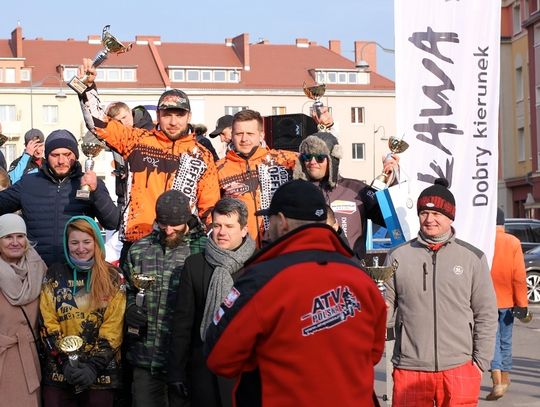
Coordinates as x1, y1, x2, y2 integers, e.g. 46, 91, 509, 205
395, 0, 500, 264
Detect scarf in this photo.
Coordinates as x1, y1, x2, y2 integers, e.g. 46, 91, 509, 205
200, 235, 256, 340
68, 256, 95, 294
419, 229, 453, 252
0, 246, 47, 306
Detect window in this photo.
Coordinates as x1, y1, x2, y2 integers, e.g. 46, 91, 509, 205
0, 69, 3, 82
62, 67, 78, 82
518, 127, 525, 161
187, 70, 200, 81
225, 106, 248, 115
0, 105, 16, 122
513, 2, 522, 36
42, 105, 59, 124
171, 70, 185, 81
106, 69, 121, 81
95, 68, 136, 82
272, 106, 287, 115
516, 66, 524, 101
214, 70, 226, 82
4, 68, 15, 83
316, 72, 326, 83
327, 72, 337, 83
351, 107, 365, 124
352, 143, 365, 160
348, 72, 358, 83
535, 24, 540, 46
229, 70, 240, 82
122, 69, 135, 81
20, 69, 31, 81
201, 70, 212, 82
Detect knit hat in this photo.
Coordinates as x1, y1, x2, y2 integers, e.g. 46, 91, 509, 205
45, 129, 79, 159
0, 213, 26, 238
24, 128, 44, 145
496, 208, 505, 226
417, 178, 456, 220
293, 132, 343, 188
156, 190, 192, 226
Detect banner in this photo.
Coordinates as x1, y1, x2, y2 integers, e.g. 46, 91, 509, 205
395, 0, 500, 264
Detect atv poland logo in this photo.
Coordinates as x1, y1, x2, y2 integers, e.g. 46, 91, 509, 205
301, 286, 361, 336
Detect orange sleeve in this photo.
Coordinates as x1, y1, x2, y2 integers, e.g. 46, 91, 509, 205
512, 241, 529, 307
95, 120, 147, 158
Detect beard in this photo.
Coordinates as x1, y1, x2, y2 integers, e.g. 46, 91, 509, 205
164, 127, 190, 141
159, 232, 186, 249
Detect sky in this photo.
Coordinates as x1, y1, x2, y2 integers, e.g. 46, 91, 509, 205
1, 0, 396, 79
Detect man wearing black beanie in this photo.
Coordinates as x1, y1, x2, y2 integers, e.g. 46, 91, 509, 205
0, 129, 119, 265
384, 178, 498, 406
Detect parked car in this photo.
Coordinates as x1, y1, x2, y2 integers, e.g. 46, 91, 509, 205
523, 246, 540, 304
504, 218, 540, 252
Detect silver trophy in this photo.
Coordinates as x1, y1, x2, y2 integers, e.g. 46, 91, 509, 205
370, 136, 409, 191
127, 274, 156, 336
361, 254, 399, 297
58, 335, 84, 393
67, 25, 133, 95
303, 82, 327, 130
76, 142, 105, 200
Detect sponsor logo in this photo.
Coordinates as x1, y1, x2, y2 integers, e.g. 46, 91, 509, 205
223, 287, 240, 308
331, 200, 357, 215
453, 265, 464, 275
315, 209, 324, 217
213, 307, 225, 325
300, 286, 361, 336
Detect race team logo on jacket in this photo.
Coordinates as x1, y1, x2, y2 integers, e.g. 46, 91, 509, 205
301, 286, 361, 336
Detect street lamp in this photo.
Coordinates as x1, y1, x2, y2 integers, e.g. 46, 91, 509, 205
356, 41, 395, 72
29, 74, 67, 128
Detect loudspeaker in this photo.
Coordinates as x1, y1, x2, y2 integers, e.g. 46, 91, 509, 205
263, 113, 318, 152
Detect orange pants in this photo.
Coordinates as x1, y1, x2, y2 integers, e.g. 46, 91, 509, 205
392, 361, 482, 407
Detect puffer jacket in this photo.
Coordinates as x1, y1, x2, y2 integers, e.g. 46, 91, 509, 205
385, 232, 498, 372
0, 162, 119, 265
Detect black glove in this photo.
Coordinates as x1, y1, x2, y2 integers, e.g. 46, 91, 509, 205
168, 381, 189, 399
126, 304, 148, 328
512, 306, 528, 320
70, 362, 97, 387
63, 363, 78, 385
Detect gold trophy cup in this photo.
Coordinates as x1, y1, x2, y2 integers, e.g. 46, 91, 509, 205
76, 142, 105, 200
58, 335, 84, 393
370, 136, 409, 191
68, 25, 133, 95
127, 274, 156, 336
303, 82, 327, 130
361, 254, 399, 297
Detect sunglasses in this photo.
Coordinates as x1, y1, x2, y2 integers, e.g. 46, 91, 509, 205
300, 153, 327, 163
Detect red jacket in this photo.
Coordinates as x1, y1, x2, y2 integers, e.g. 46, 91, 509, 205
491, 226, 528, 308
205, 224, 386, 407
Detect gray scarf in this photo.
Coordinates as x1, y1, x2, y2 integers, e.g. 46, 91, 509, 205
0, 246, 47, 306
200, 235, 256, 340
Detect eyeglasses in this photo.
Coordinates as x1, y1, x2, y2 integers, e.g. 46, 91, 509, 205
300, 153, 327, 163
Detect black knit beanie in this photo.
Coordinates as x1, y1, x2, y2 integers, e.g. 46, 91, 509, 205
417, 178, 455, 220
496, 208, 505, 226
45, 129, 79, 159
155, 190, 192, 226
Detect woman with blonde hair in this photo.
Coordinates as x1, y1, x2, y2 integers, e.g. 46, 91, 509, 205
0, 213, 47, 407
40, 216, 126, 406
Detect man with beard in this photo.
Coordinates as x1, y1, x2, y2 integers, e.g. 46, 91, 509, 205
0, 129, 119, 265
124, 189, 202, 407
76, 59, 219, 266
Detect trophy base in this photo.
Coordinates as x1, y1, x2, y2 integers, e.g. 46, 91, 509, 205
67, 76, 88, 95
76, 189, 91, 200
370, 178, 388, 191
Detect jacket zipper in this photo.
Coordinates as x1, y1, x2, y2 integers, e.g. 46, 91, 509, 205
432, 252, 438, 371
423, 263, 427, 291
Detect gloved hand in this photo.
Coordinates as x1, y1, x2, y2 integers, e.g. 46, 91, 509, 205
70, 362, 97, 387
63, 363, 78, 385
512, 306, 528, 320
125, 304, 148, 328
168, 381, 189, 399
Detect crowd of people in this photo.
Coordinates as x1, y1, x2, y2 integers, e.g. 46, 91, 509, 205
0, 58, 528, 407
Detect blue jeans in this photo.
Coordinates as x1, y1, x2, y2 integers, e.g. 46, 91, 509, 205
491, 308, 514, 371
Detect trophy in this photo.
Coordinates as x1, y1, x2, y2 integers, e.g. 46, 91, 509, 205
76, 141, 105, 200
303, 82, 327, 130
67, 25, 133, 95
58, 335, 84, 393
361, 253, 399, 297
370, 136, 409, 191
127, 274, 156, 336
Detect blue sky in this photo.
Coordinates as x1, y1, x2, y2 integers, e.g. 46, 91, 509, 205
2, 0, 395, 79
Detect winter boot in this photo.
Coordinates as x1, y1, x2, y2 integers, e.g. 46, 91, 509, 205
486, 369, 504, 401
501, 371, 511, 394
